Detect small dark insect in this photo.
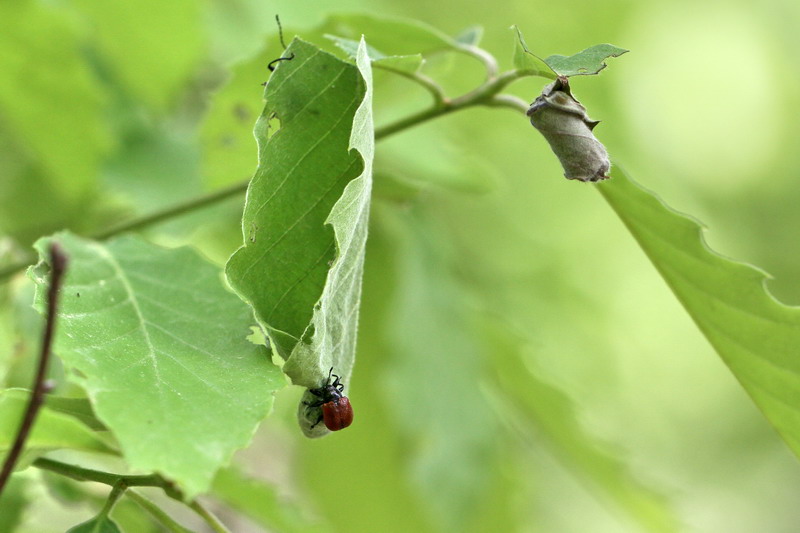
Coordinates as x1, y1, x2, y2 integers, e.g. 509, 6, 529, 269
267, 14, 294, 72
306, 367, 354, 431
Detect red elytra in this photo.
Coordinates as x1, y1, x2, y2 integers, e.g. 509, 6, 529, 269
308, 368, 354, 431
321, 396, 354, 431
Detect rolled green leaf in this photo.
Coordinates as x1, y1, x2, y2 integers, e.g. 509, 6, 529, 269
527, 76, 610, 182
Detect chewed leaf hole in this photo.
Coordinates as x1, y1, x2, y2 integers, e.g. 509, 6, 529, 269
267, 115, 281, 139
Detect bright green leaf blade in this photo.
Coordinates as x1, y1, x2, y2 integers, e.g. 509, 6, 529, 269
225, 38, 373, 392
511, 26, 557, 79
66, 514, 123, 533
0, 389, 114, 460
599, 167, 800, 457
489, 330, 680, 533
545, 44, 629, 76
211, 466, 330, 533
29, 232, 284, 497
320, 13, 458, 56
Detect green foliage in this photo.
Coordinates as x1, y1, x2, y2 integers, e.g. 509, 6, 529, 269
0, 389, 113, 459
225, 39, 372, 396
512, 26, 557, 78
2, 3, 799, 533
66, 515, 122, 533
29, 232, 284, 497
545, 44, 629, 76
599, 168, 800, 456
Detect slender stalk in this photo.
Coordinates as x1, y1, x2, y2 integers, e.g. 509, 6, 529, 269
485, 94, 530, 114
100, 481, 127, 516
375, 69, 530, 140
93, 180, 249, 240
127, 489, 196, 533
0, 244, 67, 497
376, 65, 448, 106
189, 500, 232, 533
33, 457, 228, 533
458, 44, 499, 79
0, 180, 249, 283
33, 457, 174, 493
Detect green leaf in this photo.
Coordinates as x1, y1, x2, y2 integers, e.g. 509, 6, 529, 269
319, 13, 459, 56
489, 327, 680, 533
598, 167, 800, 459
225, 38, 374, 400
325, 35, 424, 74
29, 232, 284, 497
0, 389, 114, 460
67, 514, 123, 533
511, 26, 557, 79
212, 466, 329, 533
545, 44, 629, 76
45, 395, 106, 431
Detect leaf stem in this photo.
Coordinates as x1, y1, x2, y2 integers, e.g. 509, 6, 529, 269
375, 69, 530, 140
93, 180, 249, 240
189, 500, 232, 533
0, 244, 67, 497
0, 180, 249, 283
33, 457, 230, 533
127, 489, 196, 533
33, 457, 176, 494
458, 44, 499, 79
376, 65, 447, 106
100, 481, 127, 517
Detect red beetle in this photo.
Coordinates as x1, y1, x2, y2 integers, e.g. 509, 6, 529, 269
307, 368, 354, 431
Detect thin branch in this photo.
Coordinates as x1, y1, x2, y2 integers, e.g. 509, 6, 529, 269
34, 457, 228, 533
457, 44, 499, 79
189, 500, 232, 533
33, 457, 180, 498
92, 180, 249, 240
127, 489, 196, 533
375, 69, 530, 140
485, 94, 530, 113
0, 180, 249, 283
0, 243, 68, 497
376, 65, 447, 106
100, 481, 127, 517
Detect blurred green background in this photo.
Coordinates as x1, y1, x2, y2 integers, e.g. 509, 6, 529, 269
2, 0, 800, 532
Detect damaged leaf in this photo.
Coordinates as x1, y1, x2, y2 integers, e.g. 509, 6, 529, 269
545, 44, 628, 77
527, 76, 610, 182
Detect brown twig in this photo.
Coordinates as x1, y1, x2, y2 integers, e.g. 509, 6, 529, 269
0, 243, 68, 496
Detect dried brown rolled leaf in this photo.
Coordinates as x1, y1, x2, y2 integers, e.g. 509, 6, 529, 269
527, 76, 610, 182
